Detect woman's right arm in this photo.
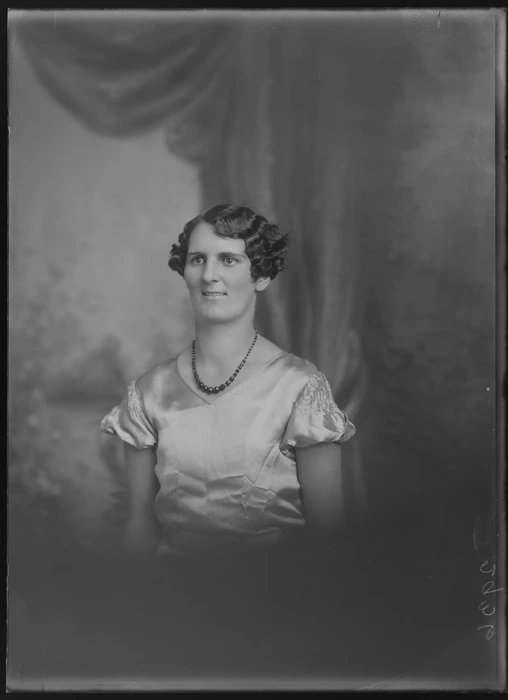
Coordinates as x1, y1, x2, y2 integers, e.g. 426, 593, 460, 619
123, 443, 160, 554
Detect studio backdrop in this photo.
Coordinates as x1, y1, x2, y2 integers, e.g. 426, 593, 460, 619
9, 10, 498, 553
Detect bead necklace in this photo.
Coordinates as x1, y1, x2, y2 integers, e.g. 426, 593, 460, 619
192, 331, 258, 395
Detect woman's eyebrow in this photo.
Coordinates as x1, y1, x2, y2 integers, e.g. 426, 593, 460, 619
188, 250, 246, 258
220, 251, 246, 258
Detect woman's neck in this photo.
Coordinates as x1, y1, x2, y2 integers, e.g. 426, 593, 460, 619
193, 321, 257, 372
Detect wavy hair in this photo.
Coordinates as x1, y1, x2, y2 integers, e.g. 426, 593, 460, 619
168, 204, 288, 281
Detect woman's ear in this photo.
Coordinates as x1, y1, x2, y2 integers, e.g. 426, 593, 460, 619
254, 276, 271, 293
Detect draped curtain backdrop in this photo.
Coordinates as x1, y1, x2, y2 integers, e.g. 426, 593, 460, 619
12, 11, 497, 535
15, 11, 376, 509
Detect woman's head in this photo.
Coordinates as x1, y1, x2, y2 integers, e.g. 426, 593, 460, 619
170, 205, 288, 326
168, 204, 288, 281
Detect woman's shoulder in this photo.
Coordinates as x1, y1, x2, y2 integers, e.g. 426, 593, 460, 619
133, 355, 181, 398
266, 349, 321, 398
256, 336, 314, 372
275, 349, 318, 378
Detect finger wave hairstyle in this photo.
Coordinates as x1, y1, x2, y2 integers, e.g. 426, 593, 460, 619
168, 204, 288, 281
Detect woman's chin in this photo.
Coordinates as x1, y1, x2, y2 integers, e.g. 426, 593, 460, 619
191, 298, 255, 325
195, 307, 233, 323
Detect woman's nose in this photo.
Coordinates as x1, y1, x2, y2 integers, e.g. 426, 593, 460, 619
202, 260, 219, 283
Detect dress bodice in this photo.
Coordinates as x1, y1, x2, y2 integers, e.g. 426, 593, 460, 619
101, 351, 355, 552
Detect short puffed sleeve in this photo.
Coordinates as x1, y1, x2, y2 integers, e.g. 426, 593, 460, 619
281, 371, 356, 453
100, 380, 157, 449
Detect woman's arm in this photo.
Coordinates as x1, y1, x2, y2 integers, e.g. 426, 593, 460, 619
123, 443, 160, 554
295, 443, 344, 543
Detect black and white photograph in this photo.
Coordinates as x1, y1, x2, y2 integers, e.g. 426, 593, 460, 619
7, 8, 506, 692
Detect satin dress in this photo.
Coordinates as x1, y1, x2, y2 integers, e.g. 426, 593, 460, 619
100, 351, 356, 554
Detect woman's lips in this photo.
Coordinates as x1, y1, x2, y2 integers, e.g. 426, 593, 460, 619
202, 291, 227, 297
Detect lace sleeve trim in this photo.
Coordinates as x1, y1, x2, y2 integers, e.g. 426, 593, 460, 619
294, 371, 340, 417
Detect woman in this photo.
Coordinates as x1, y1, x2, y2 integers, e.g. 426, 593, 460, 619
101, 204, 356, 557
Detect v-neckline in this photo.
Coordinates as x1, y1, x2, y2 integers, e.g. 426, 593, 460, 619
176, 349, 288, 406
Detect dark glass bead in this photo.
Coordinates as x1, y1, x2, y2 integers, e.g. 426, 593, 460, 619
213, 387, 220, 393
219, 384, 226, 391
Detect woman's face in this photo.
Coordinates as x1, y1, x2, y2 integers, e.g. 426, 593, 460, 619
183, 222, 269, 325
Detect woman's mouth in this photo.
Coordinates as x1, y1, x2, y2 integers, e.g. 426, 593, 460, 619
202, 291, 227, 297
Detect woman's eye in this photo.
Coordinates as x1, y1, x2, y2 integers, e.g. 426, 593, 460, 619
223, 257, 237, 265
189, 256, 204, 264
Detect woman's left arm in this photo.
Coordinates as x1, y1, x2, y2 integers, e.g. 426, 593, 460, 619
296, 443, 343, 542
